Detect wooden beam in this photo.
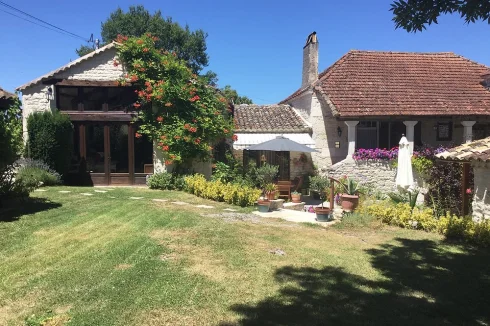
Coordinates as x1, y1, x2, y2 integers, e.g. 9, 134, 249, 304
55, 79, 131, 87
462, 162, 470, 216
64, 111, 136, 122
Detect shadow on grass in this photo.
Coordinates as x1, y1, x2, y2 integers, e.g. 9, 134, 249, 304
226, 238, 490, 325
0, 197, 61, 222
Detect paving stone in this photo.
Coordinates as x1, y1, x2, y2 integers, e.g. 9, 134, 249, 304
129, 197, 143, 200
34, 189, 47, 192
223, 208, 237, 212
195, 204, 214, 209
58, 190, 71, 193
94, 190, 107, 193
152, 199, 168, 202
80, 193, 93, 196
170, 201, 188, 205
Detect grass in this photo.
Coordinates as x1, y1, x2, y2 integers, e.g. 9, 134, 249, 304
1, 186, 489, 325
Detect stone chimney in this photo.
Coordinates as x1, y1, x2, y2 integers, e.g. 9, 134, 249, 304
302, 31, 319, 88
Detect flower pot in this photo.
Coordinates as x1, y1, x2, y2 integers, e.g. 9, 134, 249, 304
314, 207, 331, 221
291, 194, 301, 203
257, 200, 271, 212
340, 194, 359, 212
266, 191, 276, 201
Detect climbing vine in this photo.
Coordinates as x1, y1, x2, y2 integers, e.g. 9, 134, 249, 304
116, 34, 235, 168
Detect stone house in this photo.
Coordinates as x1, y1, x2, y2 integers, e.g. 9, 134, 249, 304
16, 42, 211, 185
437, 136, 490, 220
0, 86, 16, 110
232, 104, 315, 180
279, 32, 490, 191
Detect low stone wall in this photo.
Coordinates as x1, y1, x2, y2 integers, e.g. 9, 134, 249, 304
472, 163, 489, 221
327, 158, 425, 195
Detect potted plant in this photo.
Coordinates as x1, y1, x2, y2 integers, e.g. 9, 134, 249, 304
309, 175, 331, 221
291, 191, 301, 203
264, 183, 276, 201
339, 177, 361, 212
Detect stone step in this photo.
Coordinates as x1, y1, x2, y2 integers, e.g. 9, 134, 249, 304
283, 202, 305, 211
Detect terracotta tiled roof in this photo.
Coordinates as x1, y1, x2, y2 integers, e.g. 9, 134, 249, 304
437, 136, 490, 162
282, 50, 490, 117
0, 87, 16, 99
234, 104, 311, 133
17, 42, 117, 91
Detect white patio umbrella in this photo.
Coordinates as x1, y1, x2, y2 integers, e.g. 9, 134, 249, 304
395, 135, 414, 190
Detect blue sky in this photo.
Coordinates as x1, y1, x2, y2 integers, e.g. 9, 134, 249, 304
1, 0, 489, 104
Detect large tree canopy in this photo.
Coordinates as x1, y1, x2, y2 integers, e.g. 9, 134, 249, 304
391, 0, 490, 32
77, 5, 208, 73
220, 85, 253, 105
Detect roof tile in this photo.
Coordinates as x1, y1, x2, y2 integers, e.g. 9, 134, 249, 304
437, 136, 490, 162
234, 104, 310, 133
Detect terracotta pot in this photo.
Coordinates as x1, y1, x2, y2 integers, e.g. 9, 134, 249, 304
314, 206, 331, 221
340, 194, 359, 212
266, 191, 276, 201
291, 194, 301, 203
257, 199, 271, 213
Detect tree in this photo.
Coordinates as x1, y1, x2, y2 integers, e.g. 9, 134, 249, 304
220, 85, 253, 105
76, 5, 208, 73
116, 34, 235, 169
0, 97, 22, 169
391, 0, 490, 32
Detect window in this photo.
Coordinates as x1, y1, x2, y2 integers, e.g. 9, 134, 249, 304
436, 122, 452, 141
58, 87, 79, 110
57, 86, 137, 111
356, 121, 378, 149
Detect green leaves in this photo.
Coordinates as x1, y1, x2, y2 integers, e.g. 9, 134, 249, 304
117, 35, 234, 167
391, 0, 490, 32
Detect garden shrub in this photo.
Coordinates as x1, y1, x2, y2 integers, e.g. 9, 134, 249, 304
0, 163, 38, 206
15, 158, 61, 187
26, 111, 73, 176
147, 172, 185, 190
361, 202, 490, 247
184, 174, 261, 207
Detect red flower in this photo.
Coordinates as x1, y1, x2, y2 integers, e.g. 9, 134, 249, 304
130, 75, 138, 82
160, 135, 166, 140
156, 116, 164, 122
194, 138, 201, 144
192, 119, 197, 123
165, 102, 172, 107
466, 188, 472, 194
170, 154, 176, 159
164, 160, 173, 166
174, 135, 181, 139
219, 97, 226, 103
133, 103, 141, 108
143, 48, 149, 52
214, 111, 220, 115
232, 134, 238, 141
137, 39, 144, 45
135, 132, 142, 138
158, 142, 163, 147
189, 127, 197, 133
184, 123, 190, 130
152, 36, 159, 42
162, 145, 169, 151
223, 129, 229, 134
155, 95, 162, 100
113, 60, 119, 67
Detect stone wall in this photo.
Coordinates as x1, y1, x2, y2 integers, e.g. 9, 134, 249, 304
472, 163, 490, 221
288, 93, 347, 171
21, 47, 124, 138
327, 158, 425, 196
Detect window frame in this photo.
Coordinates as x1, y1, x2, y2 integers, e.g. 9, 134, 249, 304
56, 85, 136, 112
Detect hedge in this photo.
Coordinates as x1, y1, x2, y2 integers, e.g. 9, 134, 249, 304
26, 111, 73, 176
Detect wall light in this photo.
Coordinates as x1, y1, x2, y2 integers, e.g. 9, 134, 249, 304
45, 87, 53, 102
337, 126, 342, 137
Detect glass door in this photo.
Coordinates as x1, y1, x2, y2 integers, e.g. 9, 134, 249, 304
108, 124, 131, 185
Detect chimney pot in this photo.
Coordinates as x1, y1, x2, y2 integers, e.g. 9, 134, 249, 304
302, 32, 319, 88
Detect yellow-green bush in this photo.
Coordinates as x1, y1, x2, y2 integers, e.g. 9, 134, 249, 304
184, 174, 261, 207
361, 202, 490, 247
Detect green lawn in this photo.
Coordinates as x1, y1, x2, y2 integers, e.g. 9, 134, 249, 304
0, 187, 489, 325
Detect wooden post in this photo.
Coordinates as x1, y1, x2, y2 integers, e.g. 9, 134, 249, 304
462, 162, 470, 216
329, 178, 335, 211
